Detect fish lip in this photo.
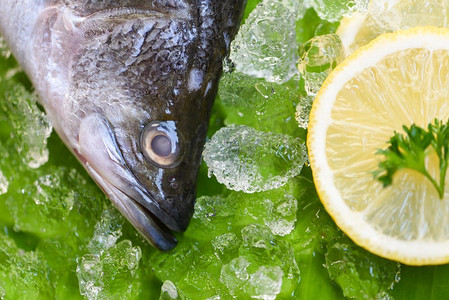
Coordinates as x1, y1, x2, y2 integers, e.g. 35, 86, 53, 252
112, 174, 184, 233
84, 161, 179, 251
106, 180, 178, 251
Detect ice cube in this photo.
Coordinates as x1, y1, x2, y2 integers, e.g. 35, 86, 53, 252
325, 236, 401, 299
339, 0, 449, 57
8, 167, 76, 236
239, 224, 300, 288
77, 240, 142, 300
286, 175, 341, 251
190, 195, 236, 236
5, 164, 104, 242
151, 193, 302, 299
298, 34, 344, 96
217, 72, 302, 136
295, 94, 314, 129
220, 256, 250, 295
244, 266, 284, 300
160, 280, 180, 300
87, 205, 125, 254
263, 193, 298, 236
181, 252, 224, 298
310, 0, 369, 22
211, 233, 241, 263
0, 85, 52, 168
151, 242, 202, 284
280, 0, 309, 18
221, 257, 286, 300
77, 254, 103, 299
229, 188, 299, 237
0, 234, 53, 298
203, 125, 307, 193
229, 0, 299, 83
218, 224, 299, 299
33, 174, 75, 210
368, 0, 449, 31
0, 170, 8, 195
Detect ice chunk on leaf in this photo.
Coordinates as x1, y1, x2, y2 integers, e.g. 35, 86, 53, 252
221, 256, 251, 295
33, 173, 75, 209
309, 0, 369, 22
77, 203, 140, 299
87, 205, 124, 254
295, 94, 314, 129
8, 168, 75, 236
229, 0, 299, 83
245, 266, 283, 300
325, 236, 401, 299
77, 240, 142, 300
217, 72, 303, 137
5, 165, 104, 240
160, 280, 181, 300
339, 0, 449, 57
0, 234, 54, 299
290, 190, 338, 250
219, 73, 296, 114
368, 0, 449, 31
212, 233, 241, 262
232, 190, 299, 236
151, 191, 301, 299
192, 185, 300, 238
240, 224, 299, 280
0, 85, 52, 168
221, 257, 284, 300
203, 125, 307, 193
298, 34, 344, 96
218, 224, 299, 299
262, 193, 298, 236
0, 170, 8, 195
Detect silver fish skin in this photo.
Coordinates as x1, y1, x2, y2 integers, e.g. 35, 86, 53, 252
0, 0, 246, 250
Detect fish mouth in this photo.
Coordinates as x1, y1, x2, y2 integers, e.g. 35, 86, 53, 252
89, 167, 179, 251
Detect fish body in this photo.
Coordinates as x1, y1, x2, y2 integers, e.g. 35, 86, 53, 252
0, 0, 246, 250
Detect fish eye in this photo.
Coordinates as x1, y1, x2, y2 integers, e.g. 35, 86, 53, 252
140, 121, 183, 168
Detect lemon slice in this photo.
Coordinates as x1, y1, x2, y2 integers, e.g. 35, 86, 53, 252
307, 26, 449, 265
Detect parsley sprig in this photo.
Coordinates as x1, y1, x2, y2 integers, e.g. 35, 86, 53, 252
374, 119, 449, 199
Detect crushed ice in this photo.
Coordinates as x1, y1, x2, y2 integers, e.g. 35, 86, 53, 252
298, 34, 344, 96
229, 0, 300, 83
87, 205, 124, 254
0, 171, 8, 195
203, 125, 307, 193
77, 206, 141, 300
0, 86, 52, 168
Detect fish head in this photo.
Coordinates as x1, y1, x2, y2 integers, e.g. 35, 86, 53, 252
9, 0, 246, 250
59, 1, 246, 250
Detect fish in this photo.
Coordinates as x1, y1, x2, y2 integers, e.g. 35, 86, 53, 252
0, 0, 246, 250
